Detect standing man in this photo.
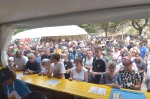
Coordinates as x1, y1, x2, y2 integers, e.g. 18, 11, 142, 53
90, 47, 106, 84
139, 42, 147, 59
135, 53, 147, 84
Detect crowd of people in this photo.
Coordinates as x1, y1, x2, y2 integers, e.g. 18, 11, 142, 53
1, 35, 150, 99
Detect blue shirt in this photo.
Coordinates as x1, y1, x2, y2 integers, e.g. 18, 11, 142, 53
139, 46, 147, 58
24, 60, 41, 74
3, 79, 30, 97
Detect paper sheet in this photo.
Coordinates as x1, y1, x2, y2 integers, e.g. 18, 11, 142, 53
88, 86, 106, 95
45, 80, 60, 86
112, 92, 121, 99
17, 73, 24, 79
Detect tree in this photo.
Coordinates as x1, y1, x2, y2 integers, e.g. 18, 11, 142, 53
13, 29, 27, 35
132, 19, 148, 36
78, 24, 97, 34
100, 21, 121, 37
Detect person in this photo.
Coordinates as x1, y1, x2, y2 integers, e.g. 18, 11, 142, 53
47, 54, 66, 79
69, 58, 88, 82
8, 57, 14, 69
12, 50, 28, 71
53, 44, 61, 54
22, 91, 48, 99
90, 47, 106, 84
0, 68, 30, 99
23, 46, 31, 56
146, 60, 150, 92
41, 47, 51, 61
39, 59, 50, 76
119, 57, 141, 90
100, 61, 122, 89
82, 50, 94, 82
135, 53, 147, 84
138, 42, 147, 59
61, 53, 73, 79
72, 45, 82, 60
24, 53, 41, 75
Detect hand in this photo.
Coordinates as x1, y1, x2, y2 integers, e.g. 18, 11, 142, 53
11, 66, 17, 70
68, 78, 72, 81
39, 72, 43, 76
66, 69, 70, 74
90, 71, 97, 75
28, 70, 33, 74
24, 71, 29, 75
130, 84, 135, 89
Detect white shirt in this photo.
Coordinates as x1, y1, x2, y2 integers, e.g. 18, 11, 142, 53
146, 61, 150, 80
50, 62, 66, 77
14, 56, 28, 70
82, 57, 93, 67
71, 67, 88, 81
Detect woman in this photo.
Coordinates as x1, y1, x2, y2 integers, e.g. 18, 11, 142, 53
100, 61, 122, 89
69, 58, 88, 82
53, 45, 61, 54
0, 68, 30, 99
39, 59, 50, 76
119, 57, 141, 90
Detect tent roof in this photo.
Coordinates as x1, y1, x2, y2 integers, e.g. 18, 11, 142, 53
13, 25, 88, 39
0, 0, 150, 28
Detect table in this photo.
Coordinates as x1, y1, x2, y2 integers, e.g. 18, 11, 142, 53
16, 71, 150, 99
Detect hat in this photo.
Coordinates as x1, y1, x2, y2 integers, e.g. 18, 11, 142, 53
0, 68, 12, 82
22, 91, 46, 99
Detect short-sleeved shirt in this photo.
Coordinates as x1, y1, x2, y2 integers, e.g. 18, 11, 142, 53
119, 69, 141, 90
50, 62, 66, 78
100, 72, 122, 85
135, 60, 147, 77
3, 79, 30, 97
92, 57, 106, 84
138, 46, 147, 58
14, 56, 28, 70
71, 67, 88, 81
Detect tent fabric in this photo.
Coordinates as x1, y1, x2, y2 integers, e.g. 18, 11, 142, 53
0, 0, 150, 29
13, 25, 88, 39
0, 26, 14, 67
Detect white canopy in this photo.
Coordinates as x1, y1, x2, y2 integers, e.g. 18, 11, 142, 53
0, 0, 150, 28
13, 25, 88, 39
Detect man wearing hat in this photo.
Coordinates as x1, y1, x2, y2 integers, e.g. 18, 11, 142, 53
0, 68, 30, 99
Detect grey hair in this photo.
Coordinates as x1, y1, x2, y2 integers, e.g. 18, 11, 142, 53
41, 59, 49, 65
27, 53, 35, 58
107, 61, 117, 68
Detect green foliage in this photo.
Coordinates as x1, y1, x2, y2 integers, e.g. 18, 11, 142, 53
78, 24, 97, 33
13, 29, 27, 35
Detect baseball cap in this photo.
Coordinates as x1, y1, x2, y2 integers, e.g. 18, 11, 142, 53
0, 68, 12, 82
106, 48, 113, 53
22, 91, 46, 99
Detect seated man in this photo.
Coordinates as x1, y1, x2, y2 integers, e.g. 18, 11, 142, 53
11, 50, 28, 71
24, 53, 41, 74
47, 54, 65, 79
